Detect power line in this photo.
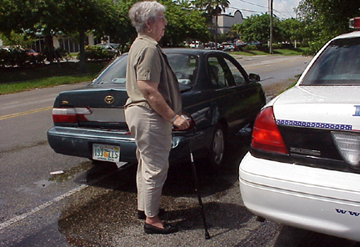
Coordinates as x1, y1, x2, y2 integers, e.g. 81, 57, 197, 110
277, 0, 295, 18
230, 0, 295, 19
235, 0, 267, 9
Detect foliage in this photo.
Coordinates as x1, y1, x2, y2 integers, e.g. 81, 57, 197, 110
161, 0, 210, 45
0, 31, 36, 48
42, 47, 71, 63
82, 45, 117, 61
192, 0, 229, 42
0, 47, 45, 67
91, 0, 136, 54
237, 14, 282, 44
279, 18, 304, 44
296, 0, 360, 53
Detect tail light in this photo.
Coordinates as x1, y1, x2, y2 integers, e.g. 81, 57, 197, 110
52, 107, 91, 123
251, 106, 288, 154
332, 131, 360, 167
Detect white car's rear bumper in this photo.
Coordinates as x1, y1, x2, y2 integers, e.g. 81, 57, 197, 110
239, 152, 360, 242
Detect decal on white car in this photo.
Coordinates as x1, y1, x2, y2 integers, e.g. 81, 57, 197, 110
276, 119, 352, 131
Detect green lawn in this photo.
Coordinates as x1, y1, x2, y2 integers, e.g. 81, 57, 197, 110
230, 47, 309, 56
0, 61, 108, 95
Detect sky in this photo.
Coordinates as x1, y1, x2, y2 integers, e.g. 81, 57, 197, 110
229, 0, 300, 19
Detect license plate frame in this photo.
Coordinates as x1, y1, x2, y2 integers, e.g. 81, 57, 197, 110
92, 144, 120, 162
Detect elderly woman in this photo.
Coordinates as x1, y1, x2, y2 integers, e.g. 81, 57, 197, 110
125, 1, 189, 234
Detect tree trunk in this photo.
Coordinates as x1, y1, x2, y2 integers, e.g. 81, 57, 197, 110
78, 30, 86, 72
44, 35, 54, 64
215, 14, 218, 50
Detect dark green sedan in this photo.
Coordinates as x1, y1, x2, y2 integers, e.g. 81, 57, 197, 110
47, 48, 265, 167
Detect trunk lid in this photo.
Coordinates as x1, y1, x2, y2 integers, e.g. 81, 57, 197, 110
272, 86, 360, 171
53, 87, 128, 129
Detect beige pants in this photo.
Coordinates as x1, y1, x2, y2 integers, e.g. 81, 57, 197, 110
124, 105, 172, 217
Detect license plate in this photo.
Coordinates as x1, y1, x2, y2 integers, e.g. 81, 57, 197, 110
92, 144, 120, 162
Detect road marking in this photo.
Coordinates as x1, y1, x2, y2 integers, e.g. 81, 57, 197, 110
0, 184, 88, 231
0, 164, 128, 231
0, 106, 52, 120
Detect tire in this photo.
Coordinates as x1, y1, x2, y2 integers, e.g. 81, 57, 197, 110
208, 124, 225, 167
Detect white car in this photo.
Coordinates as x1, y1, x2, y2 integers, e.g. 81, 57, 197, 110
239, 18, 360, 242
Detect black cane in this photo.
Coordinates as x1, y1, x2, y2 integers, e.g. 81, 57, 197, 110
189, 125, 211, 239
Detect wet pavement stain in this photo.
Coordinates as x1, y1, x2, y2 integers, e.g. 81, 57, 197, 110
49, 161, 94, 183
54, 137, 250, 246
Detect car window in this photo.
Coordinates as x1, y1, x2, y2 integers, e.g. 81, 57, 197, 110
93, 55, 127, 84
208, 56, 236, 88
167, 54, 198, 85
301, 37, 360, 86
223, 57, 246, 85
93, 53, 198, 86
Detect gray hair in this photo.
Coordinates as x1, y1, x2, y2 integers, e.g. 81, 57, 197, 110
128, 1, 166, 33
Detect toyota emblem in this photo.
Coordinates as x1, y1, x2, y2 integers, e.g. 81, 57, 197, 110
104, 95, 115, 104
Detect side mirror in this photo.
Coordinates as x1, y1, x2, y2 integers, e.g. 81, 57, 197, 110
249, 73, 260, 82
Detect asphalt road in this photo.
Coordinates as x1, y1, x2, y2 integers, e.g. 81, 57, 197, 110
2, 55, 358, 247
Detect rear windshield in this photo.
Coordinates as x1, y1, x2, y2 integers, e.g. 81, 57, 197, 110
301, 37, 360, 86
93, 53, 198, 86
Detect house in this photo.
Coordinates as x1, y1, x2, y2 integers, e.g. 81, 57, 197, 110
213, 9, 244, 34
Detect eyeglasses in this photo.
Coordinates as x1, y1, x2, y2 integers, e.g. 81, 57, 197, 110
156, 15, 167, 23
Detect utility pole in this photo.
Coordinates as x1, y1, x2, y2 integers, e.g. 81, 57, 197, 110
269, 0, 273, 54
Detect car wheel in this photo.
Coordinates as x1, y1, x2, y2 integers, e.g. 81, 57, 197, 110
208, 124, 225, 167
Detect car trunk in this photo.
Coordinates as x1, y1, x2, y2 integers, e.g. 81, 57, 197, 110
53, 87, 128, 129
273, 86, 360, 173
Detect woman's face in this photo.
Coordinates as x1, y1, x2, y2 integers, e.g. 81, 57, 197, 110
147, 11, 167, 41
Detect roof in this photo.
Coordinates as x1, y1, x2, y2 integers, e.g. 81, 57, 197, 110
331, 30, 360, 40
163, 48, 227, 55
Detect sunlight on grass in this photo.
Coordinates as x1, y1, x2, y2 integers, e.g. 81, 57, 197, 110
230, 48, 308, 56
0, 75, 94, 95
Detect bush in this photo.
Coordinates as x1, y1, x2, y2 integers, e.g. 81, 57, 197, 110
42, 47, 71, 63
302, 41, 325, 56
0, 47, 44, 67
82, 45, 116, 61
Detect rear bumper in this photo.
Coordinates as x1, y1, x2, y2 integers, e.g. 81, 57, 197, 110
47, 126, 202, 164
239, 152, 360, 242
47, 126, 138, 162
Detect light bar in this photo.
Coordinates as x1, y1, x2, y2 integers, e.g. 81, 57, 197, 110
349, 17, 360, 30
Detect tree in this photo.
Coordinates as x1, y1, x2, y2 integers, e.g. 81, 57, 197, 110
279, 18, 304, 47
0, 31, 36, 48
0, 0, 210, 68
296, 0, 360, 50
239, 14, 281, 45
193, 0, 230, 47
0, 0, 121, 71
55, 0, 119, 71
97, 0, 136, 53
161, 0, 210, 46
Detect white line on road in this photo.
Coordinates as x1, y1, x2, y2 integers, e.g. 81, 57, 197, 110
0, 184, 88, 231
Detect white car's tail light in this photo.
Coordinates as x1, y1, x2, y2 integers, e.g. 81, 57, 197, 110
52, 107, 91, 123
332, 132, 360, 167
251, 106, 288, 154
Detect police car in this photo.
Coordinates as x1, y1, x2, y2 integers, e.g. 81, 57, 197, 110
239, 18, 360, 242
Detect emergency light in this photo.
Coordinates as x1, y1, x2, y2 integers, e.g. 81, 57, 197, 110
349, 17, 360, 30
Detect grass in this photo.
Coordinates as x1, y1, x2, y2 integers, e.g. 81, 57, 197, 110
230, 47, 309, 56
0, 61, 108, 95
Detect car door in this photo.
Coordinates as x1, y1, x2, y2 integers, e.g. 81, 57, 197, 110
207, 54, 261, 132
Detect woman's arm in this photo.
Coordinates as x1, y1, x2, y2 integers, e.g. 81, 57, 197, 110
137, 80, 189, 130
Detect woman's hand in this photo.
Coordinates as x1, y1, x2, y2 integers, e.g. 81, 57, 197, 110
172, 115, 190, 130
